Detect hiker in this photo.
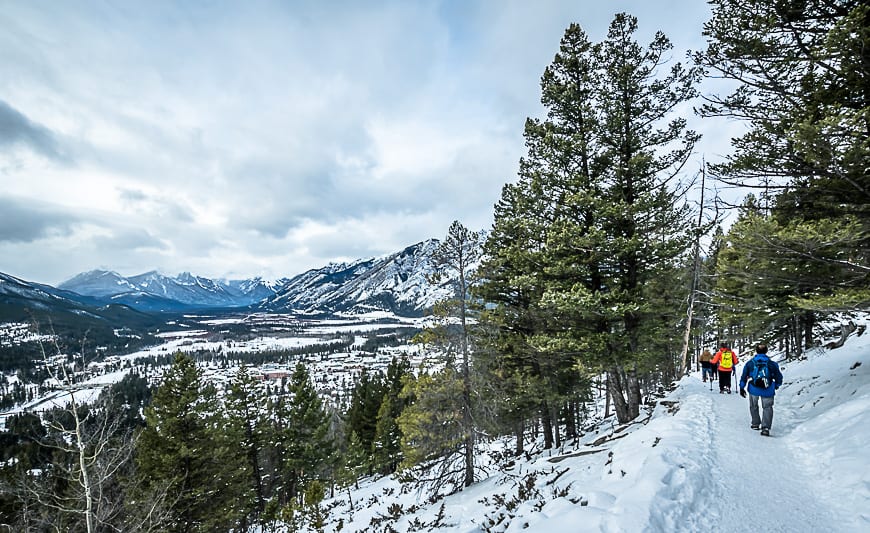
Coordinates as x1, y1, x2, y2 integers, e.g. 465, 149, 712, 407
711, 343, 738, 394
699, 348, 714, 382
739, 343, 783, 436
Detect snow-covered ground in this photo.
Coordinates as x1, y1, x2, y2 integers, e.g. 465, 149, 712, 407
0, 322, 55, 346
0, 315, 430, 429
316, 324, 869, 533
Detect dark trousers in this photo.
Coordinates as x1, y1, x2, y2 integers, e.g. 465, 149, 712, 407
718, 369, 733, 391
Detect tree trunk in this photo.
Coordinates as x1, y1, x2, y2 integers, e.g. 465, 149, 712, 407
679, 162, 707, 377
793, 315, 804, 358
552, 404, 561, 448
565, 401, 577, 440
514, 420, 524, 456
541, 401, 554, 449
627, 366, 641, 420
607, 368, 632, 424
802, 311, 815, 349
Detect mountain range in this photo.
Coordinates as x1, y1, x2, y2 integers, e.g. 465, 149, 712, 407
8, 239, 452, 316
58, 270, 285, 311
259, 239, 452, 316
0, 271, 161, 334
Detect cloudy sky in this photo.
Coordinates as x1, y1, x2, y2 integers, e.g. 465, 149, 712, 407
1, 0, 727, 286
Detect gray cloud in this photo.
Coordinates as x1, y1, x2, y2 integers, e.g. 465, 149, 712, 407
0, 1, 716, 285
0, 196, 78, 243
117, 187, 195, 224
91, 227, 168, 252
118, 188, 148, 203
0, 100, 64, 160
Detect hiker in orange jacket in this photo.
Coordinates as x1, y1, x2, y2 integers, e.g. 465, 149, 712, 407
711, 343, 739, 394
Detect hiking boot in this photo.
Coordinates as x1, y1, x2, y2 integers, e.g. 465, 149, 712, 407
751, 425, 760, 430
760, 428, 770, 436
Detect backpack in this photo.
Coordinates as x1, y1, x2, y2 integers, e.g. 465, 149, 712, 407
720, 350, 733, 369
750, 359, 771, 388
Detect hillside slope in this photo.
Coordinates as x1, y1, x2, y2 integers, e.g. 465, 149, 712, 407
316, 320, 869, 532
260, 240, 453, 316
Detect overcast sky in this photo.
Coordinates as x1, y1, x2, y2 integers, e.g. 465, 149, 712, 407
1, 0, 731, 286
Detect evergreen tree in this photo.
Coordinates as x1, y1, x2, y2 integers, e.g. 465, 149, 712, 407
429, 220, 484, 486
224, 365, 268, 528
475, 180, 557, 451
396, 368, 465, 496
371, 356, 411, 475
589, 13, 698, 421
337, 430, 368, 491
713, 196, 844, 355
344, 368, 384, 474
697, 0, 869, 312
372, 395, 402, 476
103, 372, 151, 430
283, 363, 333, 505
477, 15, 699, 429
135, 353, 246, 532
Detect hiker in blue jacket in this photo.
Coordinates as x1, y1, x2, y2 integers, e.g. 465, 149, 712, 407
739, 343, 784, 436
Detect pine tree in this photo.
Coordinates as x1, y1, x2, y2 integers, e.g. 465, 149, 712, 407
429, 220, 484, 486
224, 365, 268, 527
135, 353, 246, 532
371, 395, 401, 476
282, 363, 333, 505
344, 368, 384, 474
475, 180, 559, 451
371, 357, 411, 475
697, 0, 870, 312
477, 15, 699, 429
396, 368, 465, 495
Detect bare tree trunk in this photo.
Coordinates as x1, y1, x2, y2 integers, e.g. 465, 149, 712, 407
38, 335, 96, 533
20, 329, 162, 532
793, 315, 804, 358
679, 162, 707, 377
565, 401, 577, 440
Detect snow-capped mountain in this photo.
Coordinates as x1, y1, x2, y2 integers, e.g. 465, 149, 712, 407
1, 271, 91, 309
128, 271, 240, 307
55, 239, 456, 315
0, 270, 157, 328
58, 270, 268, 311
58, 269, 140, 298
221, 277, 289, 304
259, 239, 454, 316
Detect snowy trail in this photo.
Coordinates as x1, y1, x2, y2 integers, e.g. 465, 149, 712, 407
663, 371, 855, 533
318, 333, 869, 533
